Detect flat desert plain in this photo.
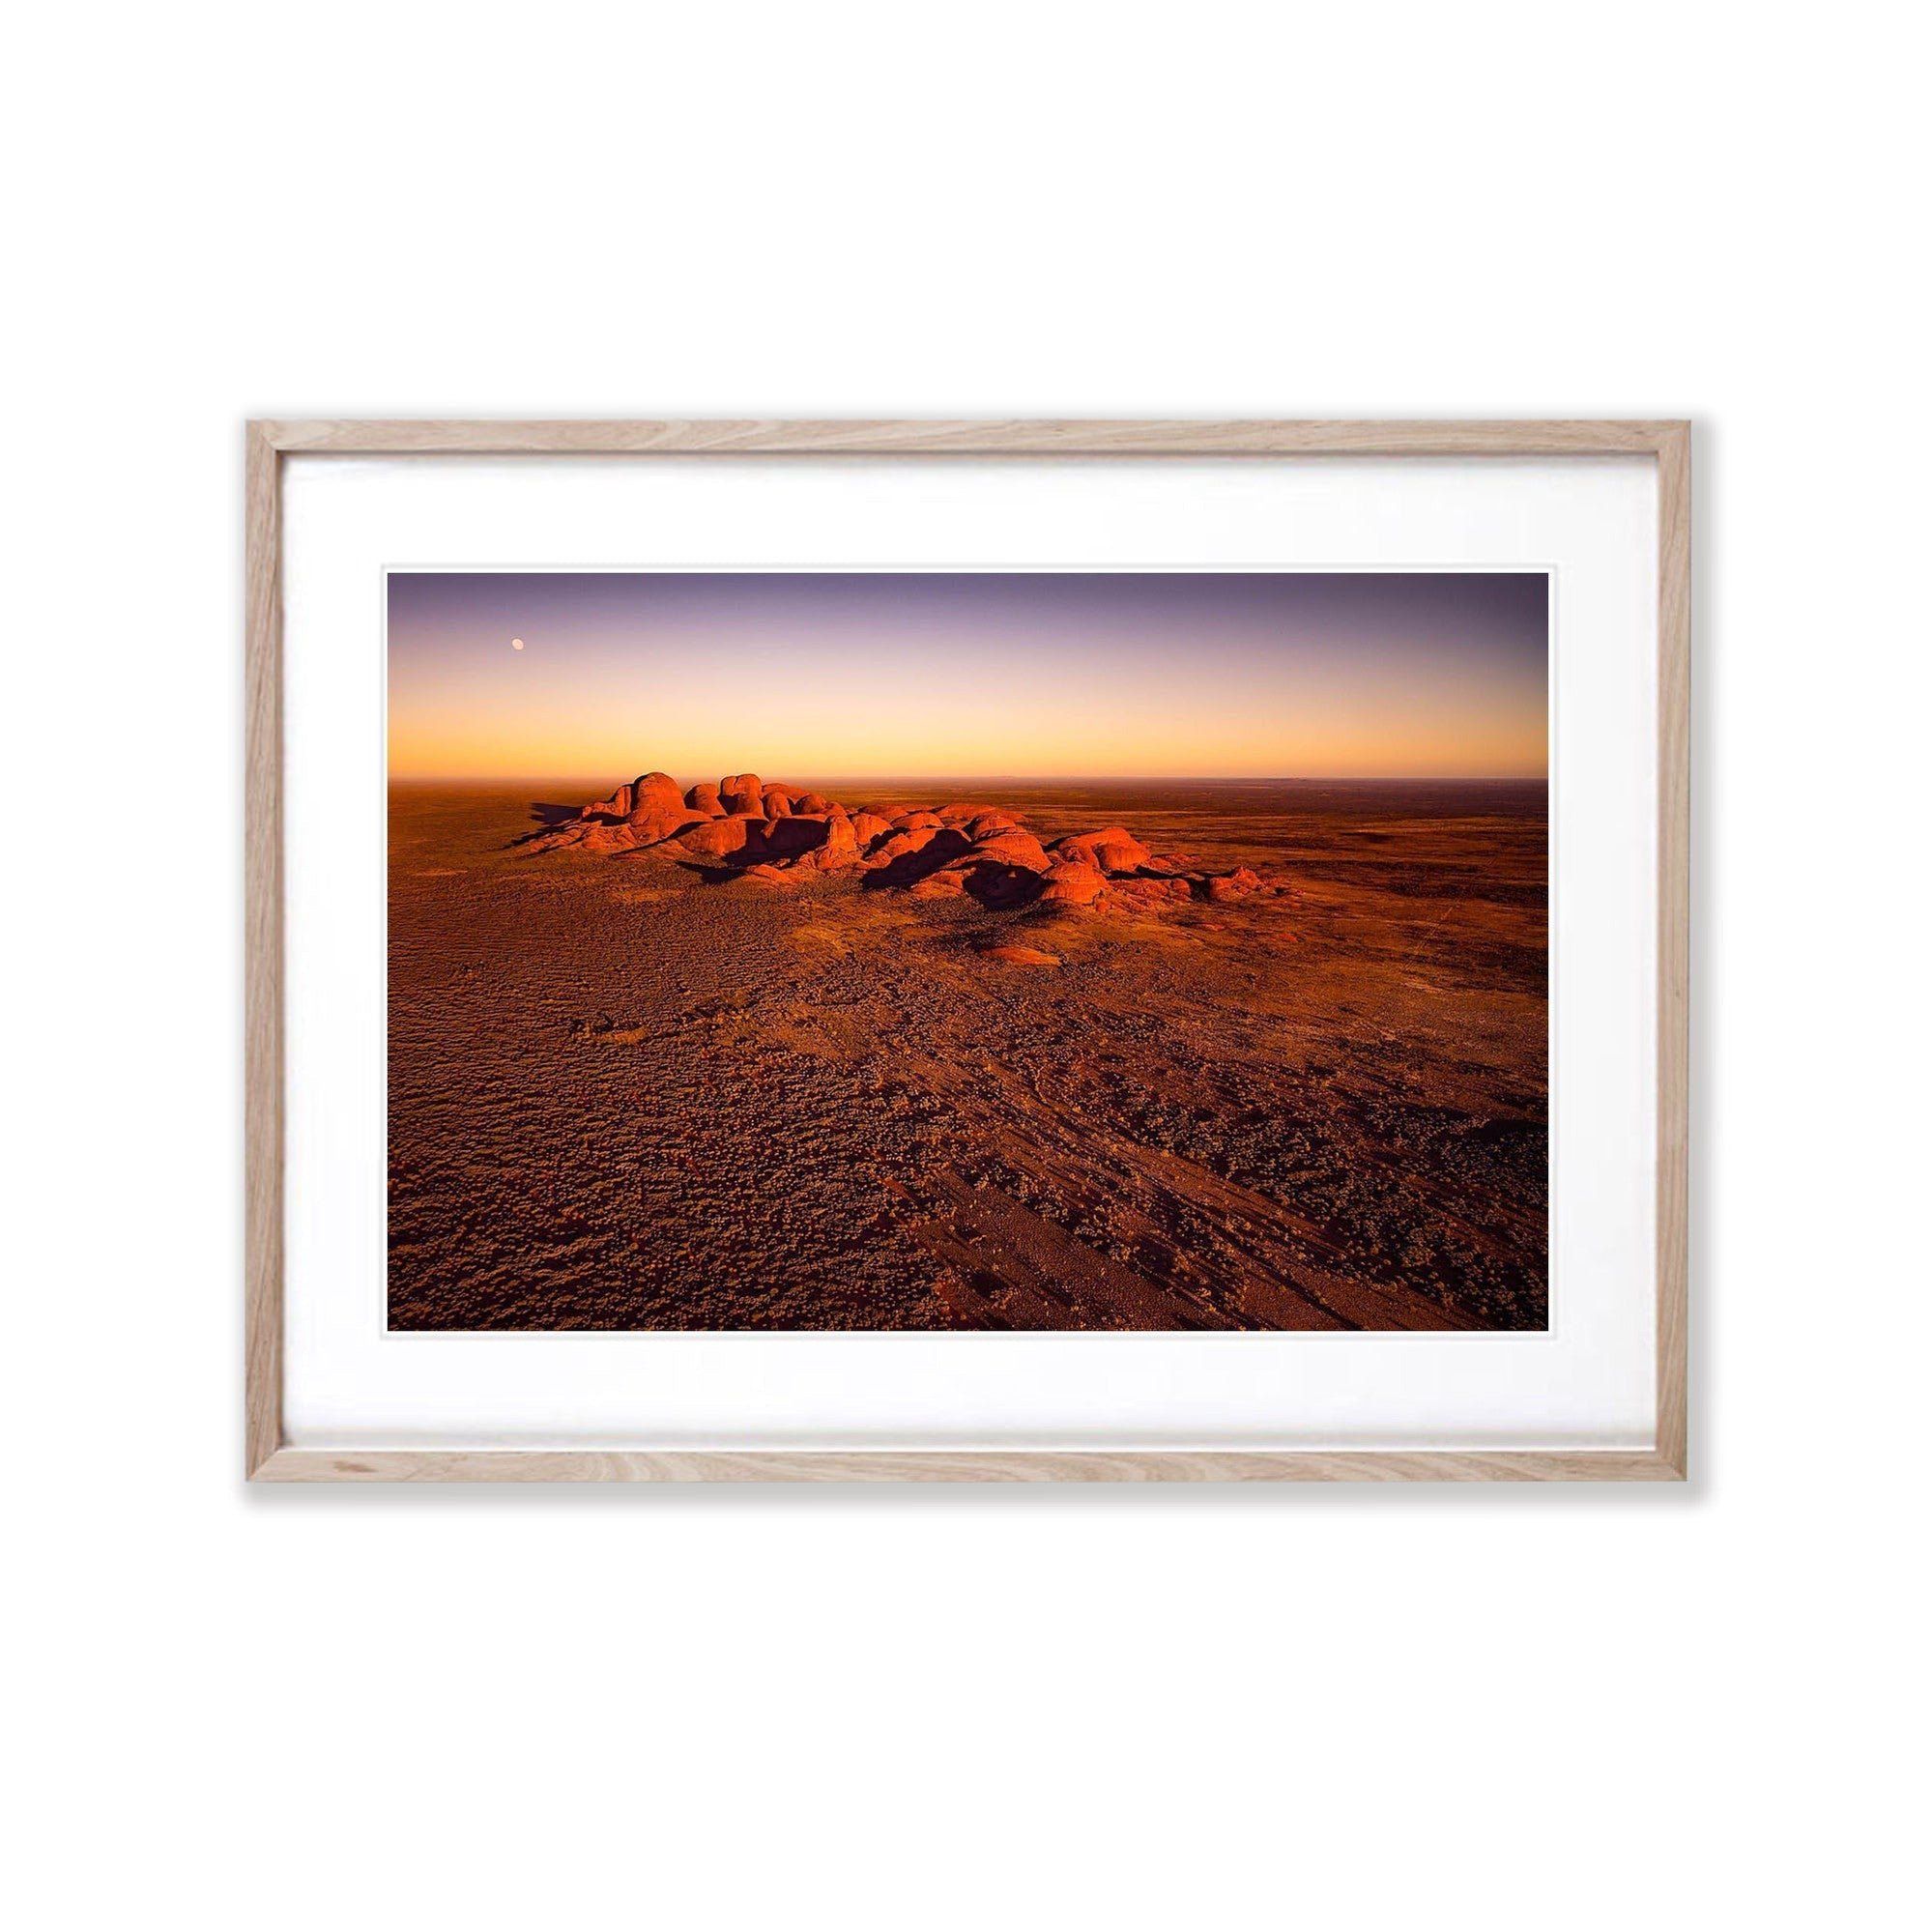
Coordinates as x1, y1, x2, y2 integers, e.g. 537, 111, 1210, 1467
388, 778, 1547, 1330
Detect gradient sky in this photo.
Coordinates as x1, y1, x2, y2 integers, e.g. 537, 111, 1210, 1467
387, 571, 1548, 781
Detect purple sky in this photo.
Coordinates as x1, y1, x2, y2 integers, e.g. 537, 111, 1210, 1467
388, 571, 1549, 781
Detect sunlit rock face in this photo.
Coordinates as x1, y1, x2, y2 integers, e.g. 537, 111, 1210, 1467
520, 770, 1291, 913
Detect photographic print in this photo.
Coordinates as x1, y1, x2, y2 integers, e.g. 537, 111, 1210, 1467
387, 569, 1549, 1333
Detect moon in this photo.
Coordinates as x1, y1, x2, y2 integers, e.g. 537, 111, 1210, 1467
510, 637, 525, 650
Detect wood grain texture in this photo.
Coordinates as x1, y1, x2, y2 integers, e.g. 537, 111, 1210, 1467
258, 418, 1682, 458
1655, 423, 1692, 1478
244, 418, 1690, 1484
245, 423, 283, 1478
253, 1448, 1685, 1484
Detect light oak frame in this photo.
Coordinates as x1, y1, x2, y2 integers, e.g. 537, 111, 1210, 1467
246, 419, 1689, 1483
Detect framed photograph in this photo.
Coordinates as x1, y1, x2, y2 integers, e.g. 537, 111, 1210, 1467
247, 419, 1687, 1482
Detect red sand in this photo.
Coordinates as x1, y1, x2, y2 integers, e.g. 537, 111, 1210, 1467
389, 778, 1548, 1331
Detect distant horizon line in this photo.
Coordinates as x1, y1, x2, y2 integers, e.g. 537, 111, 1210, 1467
387, 770, 1551, 787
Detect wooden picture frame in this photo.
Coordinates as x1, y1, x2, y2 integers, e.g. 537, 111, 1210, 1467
246, 418, 1688, 1483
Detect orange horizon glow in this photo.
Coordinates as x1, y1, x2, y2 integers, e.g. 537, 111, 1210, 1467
388, 572, 1549, 785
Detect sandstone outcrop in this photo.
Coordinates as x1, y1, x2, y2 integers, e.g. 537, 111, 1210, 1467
678, 817, 753, 858
1053, 825, 1153, 875
523, 768, 1297, 916
1038, 860, 1108, 908
721, 773, 764, 816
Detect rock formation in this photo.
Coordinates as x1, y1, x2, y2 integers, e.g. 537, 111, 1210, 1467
720, 773, 764, 816
521, 770, 1294, 913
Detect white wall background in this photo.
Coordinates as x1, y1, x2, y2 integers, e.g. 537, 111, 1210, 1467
7, 5, 1925, 1929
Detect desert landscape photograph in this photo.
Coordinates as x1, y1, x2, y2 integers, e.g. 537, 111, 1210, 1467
388, 570, 1549, 1332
